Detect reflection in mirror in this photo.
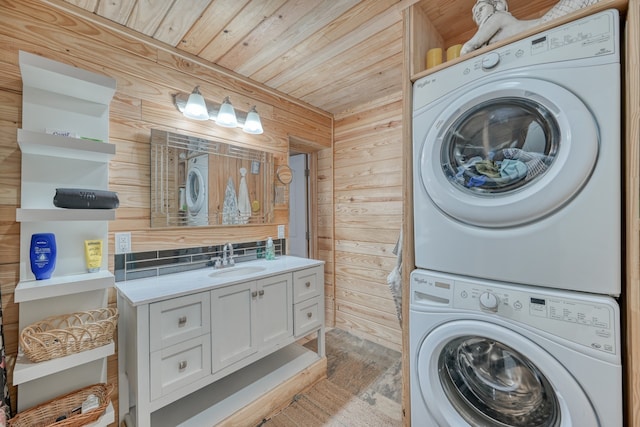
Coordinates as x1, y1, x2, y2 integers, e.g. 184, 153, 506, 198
150, 129, 274, 227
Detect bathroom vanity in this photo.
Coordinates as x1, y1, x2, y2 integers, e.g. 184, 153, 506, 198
116, 256, 325, 427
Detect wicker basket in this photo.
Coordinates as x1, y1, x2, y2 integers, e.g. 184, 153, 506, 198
20, 308, 118, 363
9, 382, 114, 427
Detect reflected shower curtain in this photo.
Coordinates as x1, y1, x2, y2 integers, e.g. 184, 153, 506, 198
0, 290, 11, 425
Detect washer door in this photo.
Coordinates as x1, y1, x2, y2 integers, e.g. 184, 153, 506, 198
419, 78, 598, 227
186, 166, 206, 215
417, 320, 598, 427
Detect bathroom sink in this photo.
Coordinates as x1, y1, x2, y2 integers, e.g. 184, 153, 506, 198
209, 265, 266, 278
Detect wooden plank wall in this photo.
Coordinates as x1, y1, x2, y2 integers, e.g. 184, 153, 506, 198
626, 0, 640, 424
332, 95, 404, 352
0, 0, 332, 419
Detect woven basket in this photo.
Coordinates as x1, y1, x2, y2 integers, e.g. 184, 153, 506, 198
9, 382, 114, 427
20, 308, 118, 363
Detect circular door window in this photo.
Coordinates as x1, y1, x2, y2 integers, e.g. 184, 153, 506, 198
419, 79, 598, 227
417, 320, 598, 427
186, 167, 205, 214
440, 336, 559, 426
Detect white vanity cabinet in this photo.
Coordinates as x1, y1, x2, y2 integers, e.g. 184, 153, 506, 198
117, 257, 325, 427
13, 51, 116, 425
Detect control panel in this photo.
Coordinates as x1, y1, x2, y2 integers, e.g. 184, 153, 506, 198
411, 270, 618, 355
414, 9, 619, 110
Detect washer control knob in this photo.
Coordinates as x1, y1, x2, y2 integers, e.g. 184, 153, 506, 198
479, 292, 499, 312
481, 52, 501, 70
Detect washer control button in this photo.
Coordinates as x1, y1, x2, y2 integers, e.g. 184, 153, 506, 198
481, 52, 501, 70
479, 292, 499, 312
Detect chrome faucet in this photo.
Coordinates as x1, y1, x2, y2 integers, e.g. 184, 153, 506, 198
222, 242, 235, 266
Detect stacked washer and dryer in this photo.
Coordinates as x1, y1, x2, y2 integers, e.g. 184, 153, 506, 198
410, 10, 622, 427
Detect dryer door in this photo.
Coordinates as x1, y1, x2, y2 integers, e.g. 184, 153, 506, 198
419, 78, 598, 227
417, 320, 598, 427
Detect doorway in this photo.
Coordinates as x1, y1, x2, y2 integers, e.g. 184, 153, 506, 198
289, 153, 309, 258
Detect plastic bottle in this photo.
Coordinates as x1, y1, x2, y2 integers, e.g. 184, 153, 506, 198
265, 237, 275, 260
30, 233, 57, 280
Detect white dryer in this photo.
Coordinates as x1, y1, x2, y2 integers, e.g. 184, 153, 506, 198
409, 269, 621, 427
412, 10, 621, 295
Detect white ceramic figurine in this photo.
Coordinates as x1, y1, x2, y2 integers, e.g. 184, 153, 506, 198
461, 0, 602, 55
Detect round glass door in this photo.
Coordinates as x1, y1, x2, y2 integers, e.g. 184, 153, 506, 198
439, 336, 559, 426
417, 320, 598, 427
186, 167, 205, 214
441, 98, 559, 194
419, 78, 598, 227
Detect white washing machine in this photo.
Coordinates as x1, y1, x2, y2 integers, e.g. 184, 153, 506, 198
412, 10, 621, 295
186, 152, 208, 226
410, 269, 621, 427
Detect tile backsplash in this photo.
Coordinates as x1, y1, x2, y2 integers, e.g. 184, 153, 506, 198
114, 239, 285, 282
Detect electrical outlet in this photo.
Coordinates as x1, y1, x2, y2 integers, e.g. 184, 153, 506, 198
115, 232, 131, 254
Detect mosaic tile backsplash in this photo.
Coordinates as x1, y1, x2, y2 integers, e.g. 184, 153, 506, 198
114, 239, 285, 282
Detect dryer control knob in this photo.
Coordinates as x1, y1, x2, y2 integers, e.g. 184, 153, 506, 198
479, 292, 499, 312
481, 52, 501, 70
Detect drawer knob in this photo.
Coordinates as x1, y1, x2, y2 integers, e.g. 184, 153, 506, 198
178, 316, 187, 327
307, 312, 313, 318
258, 290, 265, 296
252, 291, 258, 298
305, 281, 311, 288
178, 360, 188, 370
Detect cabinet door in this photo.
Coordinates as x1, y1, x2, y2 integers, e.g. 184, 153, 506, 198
257, 273, 293, 350
211, 282, 258, 372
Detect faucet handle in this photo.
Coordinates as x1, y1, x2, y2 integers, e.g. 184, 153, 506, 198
210, 256, 222, 269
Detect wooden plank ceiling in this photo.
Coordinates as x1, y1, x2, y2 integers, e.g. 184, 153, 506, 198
59, 0, 557, 116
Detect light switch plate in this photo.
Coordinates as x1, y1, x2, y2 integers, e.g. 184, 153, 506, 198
115, 232, 131, 254
277, 225, 285, 239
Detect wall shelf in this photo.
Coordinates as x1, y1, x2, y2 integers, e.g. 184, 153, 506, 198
15, 270, 115, 303
17, 129, 115, 162
13, 343, 115, 385
16, 208, 116, 223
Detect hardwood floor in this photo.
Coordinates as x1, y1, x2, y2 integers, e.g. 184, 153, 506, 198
260, 329, 403, 426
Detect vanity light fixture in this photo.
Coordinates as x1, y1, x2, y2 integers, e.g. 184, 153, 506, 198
243, 106, 263, 134
182, 86, 209, 120
173, 90, 263, 134
216, 96, 238, 128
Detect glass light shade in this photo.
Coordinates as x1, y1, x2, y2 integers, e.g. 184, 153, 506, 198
243, 106, 263, 134
183, 86, 209, 120
216, 96, 238, 127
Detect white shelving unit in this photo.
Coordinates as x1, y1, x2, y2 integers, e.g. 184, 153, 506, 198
14, 50, 117, 422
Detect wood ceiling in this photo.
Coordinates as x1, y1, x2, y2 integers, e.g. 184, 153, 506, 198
56, 0, 413, 116
57, 0, 558, 116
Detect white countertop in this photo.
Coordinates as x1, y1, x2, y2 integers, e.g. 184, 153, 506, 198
116, 256, 324, 306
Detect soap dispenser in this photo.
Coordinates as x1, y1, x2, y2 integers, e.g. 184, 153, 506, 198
265, 237, 275, 260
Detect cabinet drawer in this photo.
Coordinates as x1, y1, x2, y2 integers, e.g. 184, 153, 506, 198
294, 296, 323, 337
150, 335, 211, 401
293, 266, 322, 303
150, 292, 211, 352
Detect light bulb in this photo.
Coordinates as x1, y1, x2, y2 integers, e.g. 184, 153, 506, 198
216, 96, 238, 127
183, 86, 209, 120
243, 106, 263, 134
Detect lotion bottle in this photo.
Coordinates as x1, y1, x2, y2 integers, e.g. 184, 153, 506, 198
30, 233, 57, 280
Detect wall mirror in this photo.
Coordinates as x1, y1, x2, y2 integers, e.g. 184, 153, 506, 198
150, 129, 274, 228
